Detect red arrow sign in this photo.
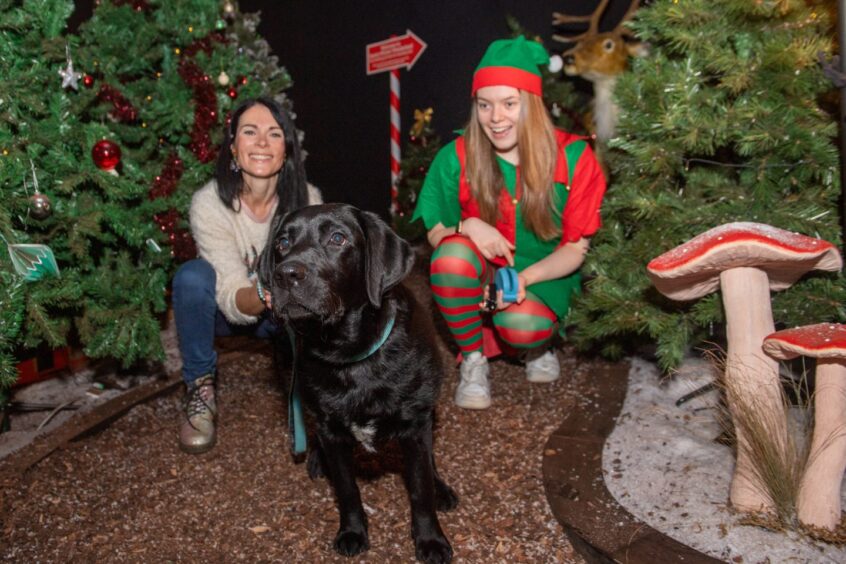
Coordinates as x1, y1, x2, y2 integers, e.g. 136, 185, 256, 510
366, 30, 427, 75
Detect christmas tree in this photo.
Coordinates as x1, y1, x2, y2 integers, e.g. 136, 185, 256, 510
567, 0, 844, 371
393, 108, 441, 243
0, 0, 295, 390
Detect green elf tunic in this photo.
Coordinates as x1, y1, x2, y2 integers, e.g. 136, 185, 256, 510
412, 129, 606, 328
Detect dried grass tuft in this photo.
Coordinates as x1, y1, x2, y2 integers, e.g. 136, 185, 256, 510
702, 348, 810, 527
801, 516, 846, 545
704, 348, 846, 544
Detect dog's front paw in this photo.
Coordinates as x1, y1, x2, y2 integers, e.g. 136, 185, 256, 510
333, 529, 369, 556
435, 479, 459, 512
415, 535, 453, 563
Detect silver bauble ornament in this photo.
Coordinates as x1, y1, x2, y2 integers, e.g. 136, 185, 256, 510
29, 191, 52, 219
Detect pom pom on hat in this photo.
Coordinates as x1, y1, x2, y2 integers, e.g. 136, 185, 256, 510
548, 54, 563, 74
472, 35, 550, 96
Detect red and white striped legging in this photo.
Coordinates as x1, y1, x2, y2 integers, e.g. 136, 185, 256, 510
430, 235, 557, 356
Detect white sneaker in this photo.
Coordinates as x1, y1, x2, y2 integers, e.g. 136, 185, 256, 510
455, 352, 491, 410
525, 349, 560, 383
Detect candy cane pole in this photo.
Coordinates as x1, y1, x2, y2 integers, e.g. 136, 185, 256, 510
390, 68, 400, 214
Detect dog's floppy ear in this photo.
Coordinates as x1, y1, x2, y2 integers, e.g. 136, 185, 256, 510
258, 211, 287, 288
361, 209, 414, 308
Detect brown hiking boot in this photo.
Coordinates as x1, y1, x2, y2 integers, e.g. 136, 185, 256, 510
178, 375, 217, 454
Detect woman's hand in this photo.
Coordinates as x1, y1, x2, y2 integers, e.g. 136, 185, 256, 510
463, 217, 515, 266
255, 280, 272, 310
236, 281, 272, 316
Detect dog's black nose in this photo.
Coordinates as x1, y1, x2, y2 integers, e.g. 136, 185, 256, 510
563, 54, 574, 66
280, 262, 307, 284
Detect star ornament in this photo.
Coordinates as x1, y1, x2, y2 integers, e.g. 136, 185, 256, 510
58, 59, 81, 90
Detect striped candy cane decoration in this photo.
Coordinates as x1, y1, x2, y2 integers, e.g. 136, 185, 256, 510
389, 68, 400, 214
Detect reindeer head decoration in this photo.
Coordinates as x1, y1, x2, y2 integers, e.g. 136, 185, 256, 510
553, 0, 645, 141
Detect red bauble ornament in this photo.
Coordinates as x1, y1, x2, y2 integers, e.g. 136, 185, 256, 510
227, 87, 238, 99
83, 74, 94, 88
92, 139, 122, 171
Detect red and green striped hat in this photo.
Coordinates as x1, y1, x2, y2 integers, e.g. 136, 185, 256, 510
471, 35, 549, 97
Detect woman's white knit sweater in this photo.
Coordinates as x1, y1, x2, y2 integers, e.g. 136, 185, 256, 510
189, 180, 322, 325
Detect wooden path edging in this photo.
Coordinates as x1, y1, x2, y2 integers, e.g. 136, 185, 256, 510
541, 361, 723, 564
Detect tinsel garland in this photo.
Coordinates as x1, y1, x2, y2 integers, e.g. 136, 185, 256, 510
97, 83, 138, 123
148, 153, 184, 200
179, 32, 227, 164
149, 31, 226, 261
152, 208, 196, 260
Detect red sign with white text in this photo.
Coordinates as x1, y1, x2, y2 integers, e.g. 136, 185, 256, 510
366, 30, 427, 75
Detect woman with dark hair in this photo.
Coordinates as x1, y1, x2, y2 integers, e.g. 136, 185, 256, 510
413, 37, 606, 410
173, 97, 321, 453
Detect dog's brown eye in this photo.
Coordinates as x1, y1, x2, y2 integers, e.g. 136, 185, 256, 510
329, 232, 347, 246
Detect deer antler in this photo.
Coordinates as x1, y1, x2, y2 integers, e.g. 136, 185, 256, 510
552, 0, 610, 43
552, 0, 640, 44
617, 0, 641, 37
551, 0, 644, 142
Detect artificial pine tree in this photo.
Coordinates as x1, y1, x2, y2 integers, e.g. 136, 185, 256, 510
393, 108, 441, 243
567, 0, 844, 371
0, 0, 295, 391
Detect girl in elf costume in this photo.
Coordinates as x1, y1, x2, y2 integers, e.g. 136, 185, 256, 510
412, 36, 606, 410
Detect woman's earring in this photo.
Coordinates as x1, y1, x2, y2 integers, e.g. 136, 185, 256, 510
230, 159, 240, 173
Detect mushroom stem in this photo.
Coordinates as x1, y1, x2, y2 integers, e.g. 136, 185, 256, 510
798, 359, 846, 529
721, 267, 786, 513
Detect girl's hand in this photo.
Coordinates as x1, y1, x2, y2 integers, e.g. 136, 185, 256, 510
515, 273, 528, 304
479, 273, 527, 311
464, 217, 515, 266
479, 284, 505, 311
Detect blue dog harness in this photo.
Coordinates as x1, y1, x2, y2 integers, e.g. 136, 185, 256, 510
286, 312, 396, 455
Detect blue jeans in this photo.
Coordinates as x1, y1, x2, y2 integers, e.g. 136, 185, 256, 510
172, 258, 278, 385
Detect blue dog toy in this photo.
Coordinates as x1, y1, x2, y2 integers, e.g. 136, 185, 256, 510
495, 267, 519, 303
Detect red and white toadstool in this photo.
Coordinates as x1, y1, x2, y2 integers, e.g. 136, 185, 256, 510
647, 222, 842, 513
763, 323, 846, 530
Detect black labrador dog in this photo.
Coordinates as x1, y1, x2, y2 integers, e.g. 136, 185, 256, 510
261, 203, 457, 562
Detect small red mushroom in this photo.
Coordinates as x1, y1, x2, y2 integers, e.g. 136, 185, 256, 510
763, 323, 846, 530
647, 222, 842, 513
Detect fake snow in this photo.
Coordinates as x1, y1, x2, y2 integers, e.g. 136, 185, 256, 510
604, 355, 846, 563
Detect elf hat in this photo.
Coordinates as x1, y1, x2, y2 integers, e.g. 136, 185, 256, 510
471, 35, 549, 97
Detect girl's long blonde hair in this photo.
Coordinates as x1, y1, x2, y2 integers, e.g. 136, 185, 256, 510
464, 90, 559, 240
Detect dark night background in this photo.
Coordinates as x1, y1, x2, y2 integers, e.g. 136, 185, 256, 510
71, 1, 633, 217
